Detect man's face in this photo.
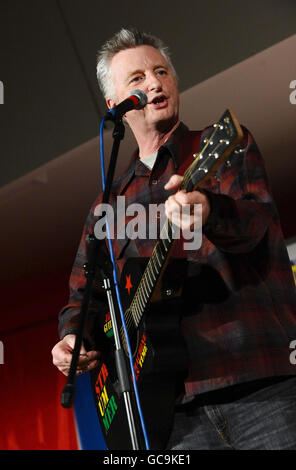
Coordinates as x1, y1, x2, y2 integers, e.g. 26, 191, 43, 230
106, 45, 179, 133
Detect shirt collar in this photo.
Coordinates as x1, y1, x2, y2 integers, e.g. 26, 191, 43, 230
115, 121, 189, 194
159, 121, 189, 169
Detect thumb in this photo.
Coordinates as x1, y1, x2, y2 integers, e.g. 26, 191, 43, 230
164, 174, 183, 191
62, 334, 88, 358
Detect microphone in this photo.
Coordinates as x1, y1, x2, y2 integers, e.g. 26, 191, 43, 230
105, 89, 147, 120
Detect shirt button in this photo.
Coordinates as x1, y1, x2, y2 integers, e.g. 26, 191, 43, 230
151, 179, 158, 185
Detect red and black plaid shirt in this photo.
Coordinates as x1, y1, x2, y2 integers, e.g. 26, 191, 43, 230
59, 122, 296, 397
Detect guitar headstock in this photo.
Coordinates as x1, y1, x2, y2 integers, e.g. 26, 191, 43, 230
182, 109, 243, 191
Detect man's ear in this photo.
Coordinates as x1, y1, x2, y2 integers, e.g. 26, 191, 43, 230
106, 98, 116, 110
106, 96, 128, 123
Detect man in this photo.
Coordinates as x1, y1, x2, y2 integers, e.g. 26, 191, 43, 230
52, 28, 296, 449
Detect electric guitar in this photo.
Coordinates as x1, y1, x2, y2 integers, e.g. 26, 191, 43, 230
89, 109, 243, 449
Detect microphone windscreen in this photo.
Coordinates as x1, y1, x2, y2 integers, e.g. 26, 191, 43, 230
129, 89, 147, 109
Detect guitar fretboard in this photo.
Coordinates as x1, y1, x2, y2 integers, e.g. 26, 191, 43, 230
124, 218, 177, 335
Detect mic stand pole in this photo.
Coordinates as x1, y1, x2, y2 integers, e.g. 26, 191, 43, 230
61, 117, 141, 450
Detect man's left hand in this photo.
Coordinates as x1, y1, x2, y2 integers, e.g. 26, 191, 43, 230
164, 174, 210, 230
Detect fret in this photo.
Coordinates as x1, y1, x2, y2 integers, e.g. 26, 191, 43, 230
154, 248, 162, 268
132, 303, 141, 325
150, 253, 159, 273
144, 269, 153, 290
158, 240, 167, 260
142, 276, 150, 299
130, 292, 141, 315
171, 222, 179, 241
150, 257, 159, 278
136, 301, 143, 321
160, 220, 171, 242
138, 288, 146, 309
150, 256, 160, 283
125, 314, 135, 334
148, 261, 157, 281
132, 310, 140, 328
161, 230, 171, 251
156, 243, 165, 263
139, 282, 148, 308
166, 230, 172, 243
146, 265, 154, 285
167, 221, 173, 241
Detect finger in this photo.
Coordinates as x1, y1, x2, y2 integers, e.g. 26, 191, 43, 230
174, 190, 202, 206
76, 358, 100, 376
77, 350, 100, 368
165, 194, 182, 212
59, 366, 70, 377
84, 350, 100, 361
87, 358, 100, 371
78, 342, 88, 355
61, 334, 77, 352
164, 174, 183, 190
59, 355, 100, 376
57, 350, 100, 370
165, 197, 181, 222
52, 348, 72, 367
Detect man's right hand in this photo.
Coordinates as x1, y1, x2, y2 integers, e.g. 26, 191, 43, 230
51, 334, 100, 376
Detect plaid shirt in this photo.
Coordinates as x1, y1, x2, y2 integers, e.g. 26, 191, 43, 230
59, 122, 296, 397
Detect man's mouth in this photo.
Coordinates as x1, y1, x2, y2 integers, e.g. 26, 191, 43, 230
149, 95, 168, 107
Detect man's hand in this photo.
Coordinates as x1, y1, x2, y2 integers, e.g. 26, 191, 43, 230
164, 174, 210, 229
51, 334, 100, 376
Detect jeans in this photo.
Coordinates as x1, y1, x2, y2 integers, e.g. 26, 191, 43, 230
167, 376, 296, 450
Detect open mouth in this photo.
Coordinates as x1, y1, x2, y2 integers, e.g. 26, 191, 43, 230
152, 96, 165, 104
150, 95, 168, 107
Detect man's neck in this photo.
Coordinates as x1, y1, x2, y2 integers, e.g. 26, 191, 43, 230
133, 119, 180, 159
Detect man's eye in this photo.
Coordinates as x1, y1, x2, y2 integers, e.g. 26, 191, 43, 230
157, 70, 167, 75
131, 76, 141, 83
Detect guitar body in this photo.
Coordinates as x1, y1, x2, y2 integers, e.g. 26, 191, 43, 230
89, 257, 188, 450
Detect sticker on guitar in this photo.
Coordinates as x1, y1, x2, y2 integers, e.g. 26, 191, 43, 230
134, 332, 148, 380
125, 274, 133, 295
95, 363, 118, 434
104, 312, 113, 338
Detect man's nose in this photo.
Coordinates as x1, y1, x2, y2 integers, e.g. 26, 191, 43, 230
147, 72, 162, 92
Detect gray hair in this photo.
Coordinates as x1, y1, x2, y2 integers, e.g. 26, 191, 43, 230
96, 27, 177, 99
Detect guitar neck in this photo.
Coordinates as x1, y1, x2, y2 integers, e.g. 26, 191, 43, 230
128, 218, 177, 330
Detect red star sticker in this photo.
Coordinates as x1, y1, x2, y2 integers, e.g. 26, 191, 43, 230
125, 274, 133, 295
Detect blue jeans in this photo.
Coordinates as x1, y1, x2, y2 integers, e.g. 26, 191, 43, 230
167, 376, 296, 450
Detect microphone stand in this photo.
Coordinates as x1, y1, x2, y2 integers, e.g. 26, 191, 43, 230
61, 116, 141, 450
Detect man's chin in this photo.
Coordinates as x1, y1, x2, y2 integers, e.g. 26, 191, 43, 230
154, 115, 179, 133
